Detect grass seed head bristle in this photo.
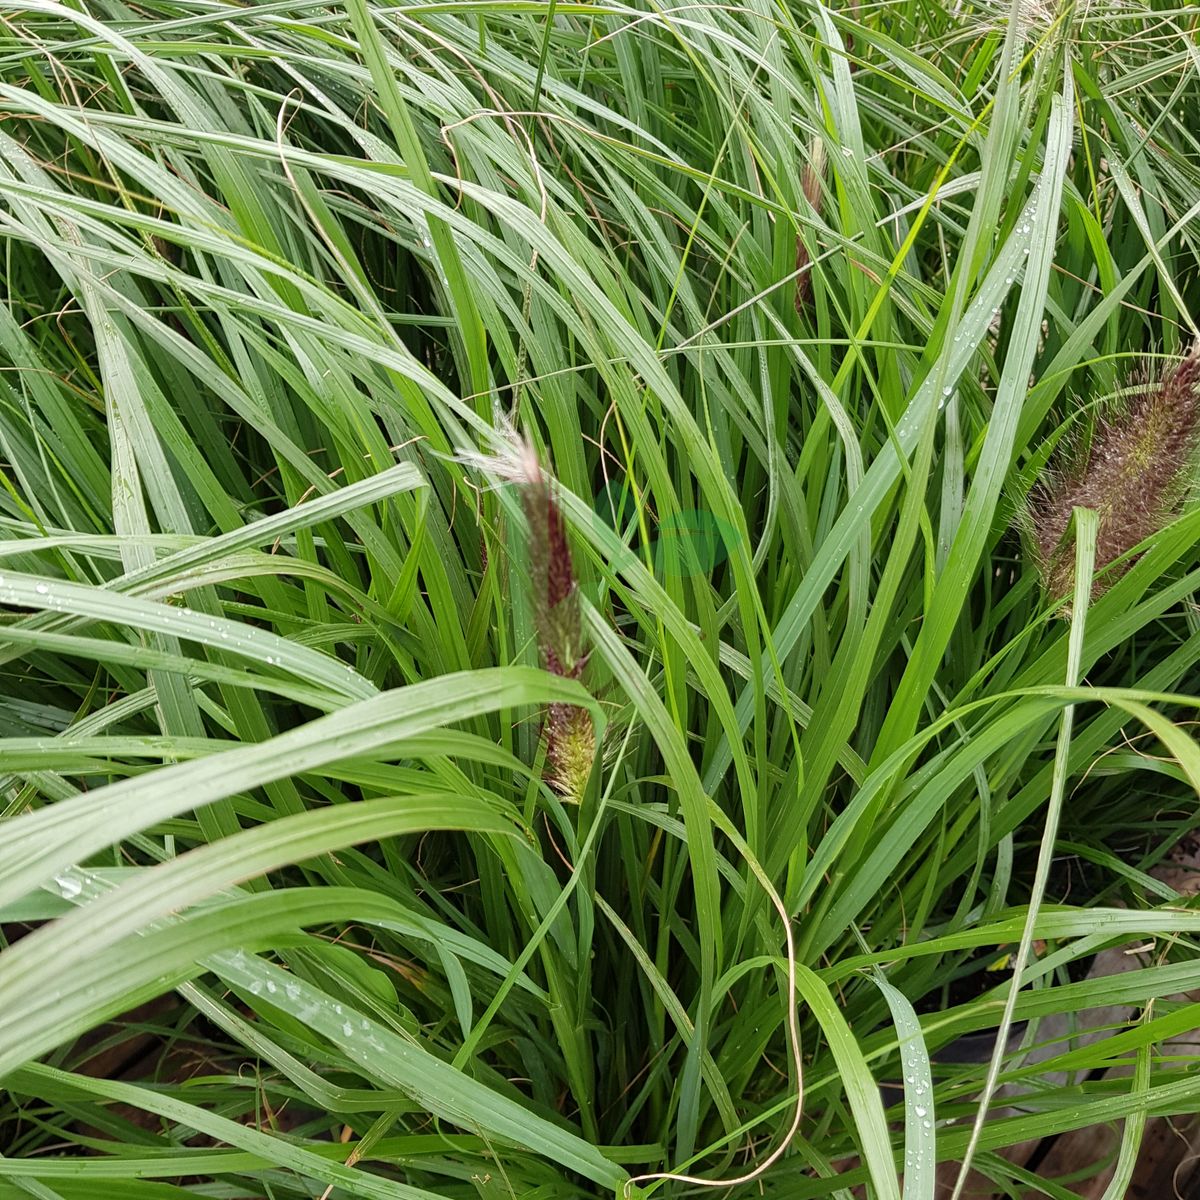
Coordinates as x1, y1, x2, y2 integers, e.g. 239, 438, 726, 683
456, 418, 543, 489
1028, 345, 1200, 603
545, 701, 597, 801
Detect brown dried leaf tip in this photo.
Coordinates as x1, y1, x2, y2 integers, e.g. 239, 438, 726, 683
460, 426, 595, 800
1027, 346, 1200, 604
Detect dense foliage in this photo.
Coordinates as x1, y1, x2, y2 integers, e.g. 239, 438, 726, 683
0, 0, 1198, 1196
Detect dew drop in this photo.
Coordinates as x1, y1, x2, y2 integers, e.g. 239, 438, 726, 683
285, 982, 301, 1000
266, 980, 277, 994
249, 980, 263, 995
923, 1120, 932, 1130
35, 582, 48, 596
55, 874, 82, 899
342, 1021, 354, 1037
915, 1105, 927, 1117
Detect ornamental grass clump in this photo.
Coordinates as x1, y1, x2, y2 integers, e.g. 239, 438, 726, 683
1028, 347, 1200, 602
467, 431, 595, 800
10, 2, 1200, 1195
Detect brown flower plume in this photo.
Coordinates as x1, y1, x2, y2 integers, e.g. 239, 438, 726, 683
794, 138, 826, 314
1027, 346, 1200, 603
461, 426, 595, 799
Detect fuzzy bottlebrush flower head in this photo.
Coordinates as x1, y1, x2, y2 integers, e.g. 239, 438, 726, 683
794, 137, 825, 315
460, 425, 595, 800
1027, 346, 1200, 604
